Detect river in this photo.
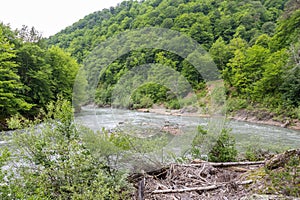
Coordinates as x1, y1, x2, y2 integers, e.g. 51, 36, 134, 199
76, 107, 300, 153
1, 107, 299, 152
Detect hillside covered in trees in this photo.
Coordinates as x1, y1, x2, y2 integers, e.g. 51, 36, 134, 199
47, 0, 300, 123
0, 0, 300, 198
1, 0, 300, 128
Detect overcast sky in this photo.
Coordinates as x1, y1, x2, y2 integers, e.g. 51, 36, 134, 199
0, 0, 125, 37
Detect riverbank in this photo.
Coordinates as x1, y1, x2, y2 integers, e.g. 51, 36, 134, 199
136, 106, 300, 131
230, 109, 300, 131
132, 149, 300, 199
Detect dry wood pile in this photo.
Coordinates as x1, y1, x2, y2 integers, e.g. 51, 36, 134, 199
131, 161, 265, 200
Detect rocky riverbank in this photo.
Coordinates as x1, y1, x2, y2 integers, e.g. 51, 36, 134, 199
230, 109, 300, 130
137, 106, 300, 130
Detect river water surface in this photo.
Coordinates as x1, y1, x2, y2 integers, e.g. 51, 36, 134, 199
76, 107, 300, 152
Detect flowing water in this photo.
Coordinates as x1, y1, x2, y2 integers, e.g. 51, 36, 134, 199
1, 107, 299, 152
76, 107, 300, 152
1, 107, 299, 172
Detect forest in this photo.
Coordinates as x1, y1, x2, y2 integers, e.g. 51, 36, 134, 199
0, 25, 80, 130
0, 0, 299, 128
48, 0, 300, 122
0, 0, 300, 199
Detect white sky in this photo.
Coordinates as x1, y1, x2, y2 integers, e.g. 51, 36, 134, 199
0, 0, 125, 37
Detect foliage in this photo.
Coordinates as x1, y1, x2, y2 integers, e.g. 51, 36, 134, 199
245, 146, 268, 161
0, 148, 11, 199
46, 0, 296, 113
130, 82, 181, 109
272, 9, 300, 50
0, 25, 33, 120
0, 23, 82, 129
208, 128, 238, 162
280, 43, 300, 107
191, 125, 237, 162
131, 82, 168, 108
46, 46, 79, 101
222, 7, 300, 115
268, 155, 300, 197
72, 68, 88, 112
225, 98, 249, 112
2, 0, 300, 125
82, 121, 170, 172
3, 99, 132, 199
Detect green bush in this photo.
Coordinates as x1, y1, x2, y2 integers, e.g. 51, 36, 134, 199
140, 96, 154, 108
225, 98, 248, 112
208, 128, 237, 162
4, 99, 132, 199
166, 99, 181, 109
0, 148, 11, 199
294, 106, 300, 120
190, 125, 237, 162
245, 147, 266, 161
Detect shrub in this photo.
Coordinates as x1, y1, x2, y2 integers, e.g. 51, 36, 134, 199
190, 125, 237, 162
166, 99, 181, 109
140, 96, 154, 108
208, 128, 237, 162
4, 99, 132, 199
225, 98, 248, 112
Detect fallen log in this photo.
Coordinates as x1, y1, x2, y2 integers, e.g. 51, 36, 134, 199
152, 185, 219, 194
138, 178, 145, 200
152, 180, 253, 194
180, 161, 265, 168
266, 149, 300, 170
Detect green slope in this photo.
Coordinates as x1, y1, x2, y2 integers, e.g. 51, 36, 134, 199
48, 0, 300, 121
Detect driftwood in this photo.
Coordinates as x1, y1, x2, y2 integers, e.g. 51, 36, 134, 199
135, 149, 300, 199
266, 149, 300, 170
138, 178, 145, 200
137, 160, 267, 199
180, 161, 265, 168
152, 180, 253, 194
152, 185, 219, 194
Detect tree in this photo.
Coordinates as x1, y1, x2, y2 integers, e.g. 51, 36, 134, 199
272, 10, 300, 50
224, 44, 270, 97
252, 49, 288, 103
209, 37, 231, 69
281, 65, 300, 107
16, 43, 52, 108
280, 43, 300, 106
17, 25, 43, 43
282, 0, 300, 19
46, 46, 79, 101
189, 22, 214, 50
161, 18, 174, 29
73, 67, 88, 112
261, 21, 276, 36
0, 26, 32, 120
222, 37, 248, 90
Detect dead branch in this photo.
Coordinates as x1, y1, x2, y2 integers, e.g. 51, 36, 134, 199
152, 180, 253, 194
152, 185, 219, 194
180, 161, 265, 168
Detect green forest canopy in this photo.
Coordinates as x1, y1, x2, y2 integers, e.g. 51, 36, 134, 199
0, 24, 80, 129
48, 0, 300, 118
1, 0, 300, 130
